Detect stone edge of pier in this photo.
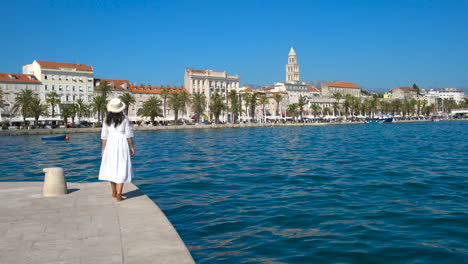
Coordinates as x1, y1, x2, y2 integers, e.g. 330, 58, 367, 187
0, 181, 195, 264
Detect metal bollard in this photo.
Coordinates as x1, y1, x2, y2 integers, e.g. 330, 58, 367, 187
43, 167, 68, 197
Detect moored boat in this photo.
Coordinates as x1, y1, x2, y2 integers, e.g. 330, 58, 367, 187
41, 135, 68, 140
365, 117, 393, 124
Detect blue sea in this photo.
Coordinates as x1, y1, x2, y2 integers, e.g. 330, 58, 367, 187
1, 121, 467, 263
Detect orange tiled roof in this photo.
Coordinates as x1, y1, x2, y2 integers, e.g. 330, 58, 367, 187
129, 85, 189, 94
391, 86, 416, 92
36, 61, 93, 72
98, 78, 130, 90
306, 84, 320, 92
322, 82, 360, 89
0, 73, 41, 83
243, 87, 253, 92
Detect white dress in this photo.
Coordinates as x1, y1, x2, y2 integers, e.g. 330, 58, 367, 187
98, 118, 134, 183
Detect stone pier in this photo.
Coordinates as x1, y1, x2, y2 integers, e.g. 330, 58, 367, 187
0, 182, 195, 264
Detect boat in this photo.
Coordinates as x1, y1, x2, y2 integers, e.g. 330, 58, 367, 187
41, 135, 69, 141
365, 117, 393, 124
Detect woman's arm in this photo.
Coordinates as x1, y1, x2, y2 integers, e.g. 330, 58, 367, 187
127, 138, 135, 156
101, 140, 107, 156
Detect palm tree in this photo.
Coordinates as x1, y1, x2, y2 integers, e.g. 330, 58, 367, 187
273, 93, 283, 117
119, 92, 136, 116
92, 95, 107, 124
61, 104, 75, 126
228, 90, 241, 124
333, 92, 343, 116
259, 94, 269, 123
75, 98, 87, 122
95, 80, 113, 99
209, 92, 226, 124
169, 92, 186, 124
310, 104, 321, 118
30, 98, 48, 126
160, 88, 170, 120
179, 91, 191, 120
243, 92, 253, 121
191, 92, 207, 123
12, 89, 35, 128
332, 102, 339, 117
287, 103, 298, 121
391, 99, 403, 117
249, 93, 258, 122
137, 96, 163, 125
297, 95, 307, 121
46, 91, 60, 117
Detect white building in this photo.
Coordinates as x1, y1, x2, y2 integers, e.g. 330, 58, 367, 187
184, 68, 239, 100
438, 88, 465, 103
22, 60, 94, 114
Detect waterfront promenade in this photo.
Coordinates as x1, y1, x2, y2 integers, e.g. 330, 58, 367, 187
0, 182, 195, 264
1, 119, 457, 137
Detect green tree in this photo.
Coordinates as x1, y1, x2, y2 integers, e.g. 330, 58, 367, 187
119, 92, 136, 116
191, 92, 207, 123
46, 91, 60, 117
92, 95, 107, 124
259, 94, 269, 122
95, 80, 113, 99
61, 104, 75, 126
12, 89, 35, 128
75, 98, 87, 122
333, 92, 343, 116
30, 98, 48, 126
310, 104, 321, 118
297, 95, 307, 121
287, 103, 298, 121
137, 96, 163, 125
273, 93, 283, 116
169, 92, 186, 124
332, 102, 340, 117
243, 92, 253, 120
228, 90, 241, 124
209, 92, 226, 124
248, 93, 258, 122
160, 87, 170, 120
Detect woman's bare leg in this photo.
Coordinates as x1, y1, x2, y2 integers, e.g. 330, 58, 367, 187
116, 183, 124, 201
110, 182, 117, 198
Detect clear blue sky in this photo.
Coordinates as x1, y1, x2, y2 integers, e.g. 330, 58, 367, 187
1, 0, 467, 92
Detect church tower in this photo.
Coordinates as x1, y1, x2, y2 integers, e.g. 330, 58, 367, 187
286, 47, 300, 83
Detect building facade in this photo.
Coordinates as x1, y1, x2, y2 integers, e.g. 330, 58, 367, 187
321, 82, 361, 97
22, 60, 95, 114
184, 68, 239, 100
0, 73, 42, 120
286, 47, 300, 83
386, 86, 417, 99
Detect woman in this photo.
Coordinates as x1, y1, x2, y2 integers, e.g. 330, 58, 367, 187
98, 98, 135, 201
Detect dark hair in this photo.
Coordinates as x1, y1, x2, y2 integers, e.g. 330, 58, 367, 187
105, 112, 125, 127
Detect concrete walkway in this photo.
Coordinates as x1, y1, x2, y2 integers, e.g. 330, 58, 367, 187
0, 182, 195, 264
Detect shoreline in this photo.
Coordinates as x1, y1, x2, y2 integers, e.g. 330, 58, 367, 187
0, 119, 465, 137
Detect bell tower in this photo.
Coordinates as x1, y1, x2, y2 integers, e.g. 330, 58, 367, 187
286, 47, 300, 83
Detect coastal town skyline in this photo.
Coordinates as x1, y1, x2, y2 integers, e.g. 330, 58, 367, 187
1, 0, 467, 91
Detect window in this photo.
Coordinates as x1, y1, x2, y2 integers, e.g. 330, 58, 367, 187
72, 86, 76, 91
79, 86, 83, 91
52, 75, 56, 80
79, 77, 83, 81
88, 78, 93, 82
87, 86, 92, 92
66, 95, 69, 101
66, 76, 69, 81
66, 85, 70, 91
45, 85, 48, 90
72, 76, 76, 81
59, 85, 63, 91
73, 95, 76, 101
44, 75, 48, 80
59, 76, 62, 80
52, 85, 55, 90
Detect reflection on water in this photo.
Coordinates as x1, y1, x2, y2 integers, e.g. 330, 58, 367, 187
1, 121, 467, 263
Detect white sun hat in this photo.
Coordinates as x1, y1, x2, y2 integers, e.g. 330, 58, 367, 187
107, 98, 126, 113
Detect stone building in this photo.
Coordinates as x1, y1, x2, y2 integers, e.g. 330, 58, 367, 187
321, 82, 361, 97
22, 60, 94, 114
128, 85, 188, 121
386, 86, 417, 99
0, 73, 42, 120
184, 68, 239, 100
